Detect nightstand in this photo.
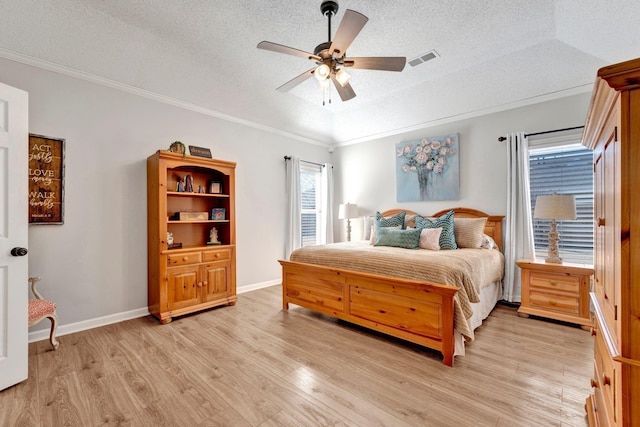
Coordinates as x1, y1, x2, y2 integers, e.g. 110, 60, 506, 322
516, 259, 594, 329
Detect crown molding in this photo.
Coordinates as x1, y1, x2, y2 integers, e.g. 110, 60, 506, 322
0, 48, 331, 148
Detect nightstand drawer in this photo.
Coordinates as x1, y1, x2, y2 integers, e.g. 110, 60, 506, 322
529, 272, 580, 294
529, 292, 579, 314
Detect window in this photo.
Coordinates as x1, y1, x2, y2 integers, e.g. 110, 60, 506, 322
300, 162, 322, 247
529, 143, 593, 264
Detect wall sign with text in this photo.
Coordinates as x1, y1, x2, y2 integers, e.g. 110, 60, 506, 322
29, 134, 65, 224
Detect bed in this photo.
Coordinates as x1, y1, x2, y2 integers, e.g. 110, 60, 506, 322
279, 207, 505, 366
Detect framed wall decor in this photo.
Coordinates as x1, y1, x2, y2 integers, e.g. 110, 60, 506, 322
395, 132, 460, 202
211, 208, 226, 220
28, 134, 65, 224
208, 181, 222, 194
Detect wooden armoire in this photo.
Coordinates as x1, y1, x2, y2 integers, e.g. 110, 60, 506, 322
582, 57, 640, 426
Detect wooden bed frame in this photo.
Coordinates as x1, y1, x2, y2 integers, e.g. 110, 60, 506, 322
279, 207, 504, 366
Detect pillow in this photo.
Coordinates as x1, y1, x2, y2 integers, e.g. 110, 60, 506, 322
374, 227, 421, 249
362, 216, 375, 240
404, 214, 417, 229
418, 227, 442, 250
370, 224, 402, 244
481, 233, 498, 250
453, 217, 488, 248
415, 210, 457, 250
375, 211, 406, 229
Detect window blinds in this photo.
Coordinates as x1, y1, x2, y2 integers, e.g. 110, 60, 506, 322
529, 145, 594, 264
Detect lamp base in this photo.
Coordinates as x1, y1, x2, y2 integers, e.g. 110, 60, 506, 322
546, 221, 562, 264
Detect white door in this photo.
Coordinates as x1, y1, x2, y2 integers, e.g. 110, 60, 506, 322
0, 81, 29, 391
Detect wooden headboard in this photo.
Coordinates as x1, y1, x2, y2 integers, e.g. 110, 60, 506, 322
381, 207, 505, 251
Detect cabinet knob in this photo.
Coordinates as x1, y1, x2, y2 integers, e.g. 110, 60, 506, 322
602, 375, 611, 386
215, 253, 220, 258
203, 281, 208, 286
197, 282, 203, 287
183, 256, 189, 261
549, 281, 557, 287
549, 300, 557, 306
597, 217, 605, 227
591, 379, 598, 388
590, 327, 596, 337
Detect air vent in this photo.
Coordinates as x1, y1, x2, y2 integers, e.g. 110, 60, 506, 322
408, 50, 439, 67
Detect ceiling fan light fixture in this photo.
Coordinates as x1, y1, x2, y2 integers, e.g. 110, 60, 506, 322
314, 63, 331, 81
335, 68, 351, 87
317, 78, 330, 89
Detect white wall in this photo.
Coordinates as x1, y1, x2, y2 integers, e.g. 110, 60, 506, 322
2, 55, 593, 336
332, 92, 592, 241
0, 57, 331, 332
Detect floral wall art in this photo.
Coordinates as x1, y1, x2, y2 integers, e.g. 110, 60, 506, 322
396, 133, 460, 202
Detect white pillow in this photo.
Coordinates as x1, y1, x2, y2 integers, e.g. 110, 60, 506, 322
363, 216, 375, 240
418, 227, 442, 250
480, 233, 497, 250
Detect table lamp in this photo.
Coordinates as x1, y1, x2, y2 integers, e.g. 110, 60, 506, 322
338, 203, 359, 242
533, 194, 577, 264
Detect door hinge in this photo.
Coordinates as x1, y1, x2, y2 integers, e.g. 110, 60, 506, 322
614, 126, 618, 141
615, 304, 618, 321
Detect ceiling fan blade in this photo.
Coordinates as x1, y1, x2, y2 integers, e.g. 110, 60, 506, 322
276, 68, 316, 92
345, 57, 407, 72
330, 75, 356, 101
329, 9, 368, 58
257, 41, 321, 61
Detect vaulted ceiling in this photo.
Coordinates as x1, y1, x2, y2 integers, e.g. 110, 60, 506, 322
1, 0, 638, 146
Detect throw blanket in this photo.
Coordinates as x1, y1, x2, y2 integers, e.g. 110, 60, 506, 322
290, 241, 504, 339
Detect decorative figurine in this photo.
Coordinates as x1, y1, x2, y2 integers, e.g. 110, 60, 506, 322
184, 174, 194, 192
167, 232, 174, 245
176, 177, 185, 192
208, 227, 221, 245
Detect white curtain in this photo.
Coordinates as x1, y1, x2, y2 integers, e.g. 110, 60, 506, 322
284, 156, 301, 260
320, 163, 334, 244
503, 132, 535, 302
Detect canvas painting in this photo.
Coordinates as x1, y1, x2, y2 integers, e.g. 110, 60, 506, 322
396, 133, 460, 201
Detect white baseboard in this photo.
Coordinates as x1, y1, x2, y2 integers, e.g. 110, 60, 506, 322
237, 279, 280, 294
28, 280, 281, 344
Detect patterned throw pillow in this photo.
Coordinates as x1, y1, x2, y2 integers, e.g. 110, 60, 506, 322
374, 227, 421, 249
418, 227, 442, 250
375, 211, 406, 229
415, 210, 457, 250
370, 225, 401, 244
453, 217, 488, 248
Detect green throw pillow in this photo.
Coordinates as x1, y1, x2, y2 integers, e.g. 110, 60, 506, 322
374, 227, 421, 249
415, 210, 457, 250
375, 211, 406, 229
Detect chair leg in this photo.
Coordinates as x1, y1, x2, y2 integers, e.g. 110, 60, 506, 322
48, 313, 59, 350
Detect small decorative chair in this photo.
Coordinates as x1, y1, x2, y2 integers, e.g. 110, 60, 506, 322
28, 276, 59, 350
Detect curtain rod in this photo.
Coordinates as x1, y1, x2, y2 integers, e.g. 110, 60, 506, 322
284, 155, 326, 168
498, 125, 585, 142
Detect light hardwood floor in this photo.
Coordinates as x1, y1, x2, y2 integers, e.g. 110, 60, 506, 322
1, 285, 592, 426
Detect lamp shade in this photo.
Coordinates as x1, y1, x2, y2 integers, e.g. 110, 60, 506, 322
338, 203, 359, 219
534, 194, 577, 220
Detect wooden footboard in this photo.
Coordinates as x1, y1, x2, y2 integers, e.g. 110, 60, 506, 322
279, 260, 459, 366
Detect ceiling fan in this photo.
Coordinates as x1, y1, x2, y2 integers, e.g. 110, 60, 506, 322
257, 0, 406, 103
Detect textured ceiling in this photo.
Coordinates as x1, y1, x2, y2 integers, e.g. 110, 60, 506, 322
1, 0, 638, 146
